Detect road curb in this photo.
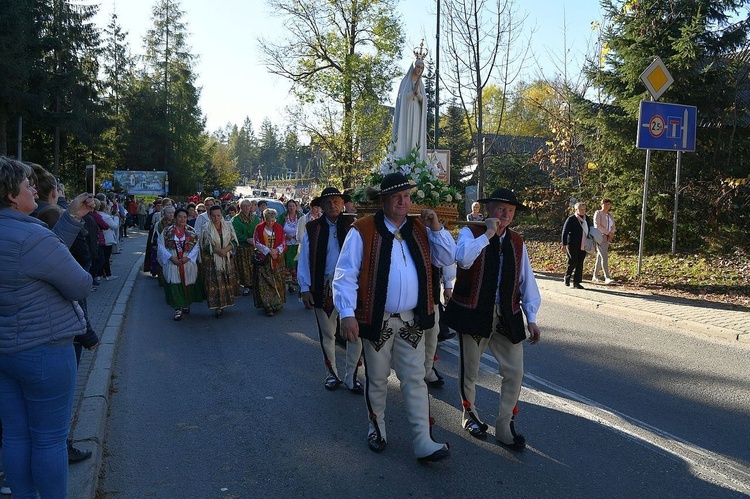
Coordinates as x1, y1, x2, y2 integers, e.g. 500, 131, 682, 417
68, 250, 144, 499
539, 285, 747, 344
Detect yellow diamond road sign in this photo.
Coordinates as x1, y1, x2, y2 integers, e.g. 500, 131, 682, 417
640, 57, 673, 100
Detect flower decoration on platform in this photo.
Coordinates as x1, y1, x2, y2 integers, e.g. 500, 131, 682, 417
353, 144, 461, 207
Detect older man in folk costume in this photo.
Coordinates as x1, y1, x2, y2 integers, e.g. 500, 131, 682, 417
333, 172, 456, 463
298, 188, 363, 393
443, 188, 541, 451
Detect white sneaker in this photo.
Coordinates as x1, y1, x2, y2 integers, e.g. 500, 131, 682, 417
105, 275, 119, 281
591, 277, 600, 283
604, 278, 615, 285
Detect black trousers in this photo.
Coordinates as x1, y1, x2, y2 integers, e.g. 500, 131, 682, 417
565, 245, 586, 285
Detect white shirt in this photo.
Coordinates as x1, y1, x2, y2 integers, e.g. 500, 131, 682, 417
297, 217, 340, 293
456, 227, 541, 323
333, 218, 456, 319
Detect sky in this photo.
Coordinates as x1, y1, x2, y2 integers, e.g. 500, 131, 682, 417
92, 0, 603, 136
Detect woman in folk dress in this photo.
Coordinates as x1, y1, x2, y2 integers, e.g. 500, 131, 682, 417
201, 205, 240, 318
158, 208, 203, 320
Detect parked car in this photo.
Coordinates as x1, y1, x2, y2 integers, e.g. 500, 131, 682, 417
252, 197, 286, 217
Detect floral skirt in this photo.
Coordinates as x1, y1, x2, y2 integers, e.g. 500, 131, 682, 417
253, 263, 286, 312
202, 259, 241, 310
234, 245, 255, 287
284, 244, 299, 286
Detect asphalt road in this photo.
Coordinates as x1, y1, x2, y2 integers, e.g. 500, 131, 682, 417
98, 270, 750, 498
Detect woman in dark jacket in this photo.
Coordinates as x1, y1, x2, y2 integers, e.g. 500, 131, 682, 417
0, 157, 95, 498
561, 202, 593, 289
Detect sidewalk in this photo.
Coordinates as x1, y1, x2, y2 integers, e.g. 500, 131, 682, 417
536, 274, 750, 343
67, 230, 148, 499
65, 234, 749, 498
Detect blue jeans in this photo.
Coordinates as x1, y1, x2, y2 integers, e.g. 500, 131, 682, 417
0, 341, 77, 499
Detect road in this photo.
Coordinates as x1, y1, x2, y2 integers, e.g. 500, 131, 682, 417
98, 269, 750, 498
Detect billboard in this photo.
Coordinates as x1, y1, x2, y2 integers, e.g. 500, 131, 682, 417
113, 170, 169, 195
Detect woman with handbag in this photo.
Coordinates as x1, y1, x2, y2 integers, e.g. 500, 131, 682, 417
200, 205, 240, 318
158, 208, 204, 320
253, 208, 287, 316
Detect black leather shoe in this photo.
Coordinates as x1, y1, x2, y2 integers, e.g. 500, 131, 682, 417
564, 276, 570, 286
425, 368, 445, 387
324, 374, 341, 391
573, 283, 585, 289
464, 420, 488, 439
68, 444, 92, 464
417, 445, 450, 463
497, 434, 526, 451
349, 377, 364, 394
437, 330, 456, 342
367, 432, 387, 453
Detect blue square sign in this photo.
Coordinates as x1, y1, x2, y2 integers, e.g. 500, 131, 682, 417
637, 101, 697, 152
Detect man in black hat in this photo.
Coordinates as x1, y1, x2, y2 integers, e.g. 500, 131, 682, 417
443, 188, 541, 451
332, 172, 456, 463
298, 187, 363, 393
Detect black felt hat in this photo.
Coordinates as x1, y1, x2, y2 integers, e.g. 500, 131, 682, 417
379, 172, 414, 195
477, 188, 528, 211
311, 187, 351, 207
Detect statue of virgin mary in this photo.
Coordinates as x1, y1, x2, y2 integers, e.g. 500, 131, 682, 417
391, 57, 427, 162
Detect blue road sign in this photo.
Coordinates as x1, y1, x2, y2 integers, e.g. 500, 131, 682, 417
637, 101, 697, 152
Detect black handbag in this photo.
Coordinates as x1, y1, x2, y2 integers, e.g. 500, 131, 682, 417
251, 251, 267, 266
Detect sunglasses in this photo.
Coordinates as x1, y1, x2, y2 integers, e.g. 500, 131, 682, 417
197, 209, 206, 213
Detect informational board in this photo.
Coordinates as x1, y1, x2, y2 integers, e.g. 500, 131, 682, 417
637, 101, 697, 152
113, 170, 169, 195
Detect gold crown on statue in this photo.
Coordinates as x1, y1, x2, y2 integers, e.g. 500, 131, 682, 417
413, 40, 428, 61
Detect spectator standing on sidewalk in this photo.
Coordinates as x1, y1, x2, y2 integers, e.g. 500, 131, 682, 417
137, 198, 147, 229
561, 202, 593, 289
593, 198, 616, 284
443, 188, 541, 451
0, 157, 94, 499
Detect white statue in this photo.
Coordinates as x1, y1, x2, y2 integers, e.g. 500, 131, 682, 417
392, 54, 427, 162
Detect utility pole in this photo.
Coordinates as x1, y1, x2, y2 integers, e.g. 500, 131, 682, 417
434, 0, 440, 149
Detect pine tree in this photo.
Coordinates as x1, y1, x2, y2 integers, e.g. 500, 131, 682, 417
141, 0, 206, 195
581, 0, 750, 248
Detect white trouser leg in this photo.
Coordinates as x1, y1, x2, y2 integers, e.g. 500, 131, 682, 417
458, 332, 490, 427
362, 333, 394, 442
314, 307, 339, 378
487, 329, 524, 444
344, 336, 363, 388
596, 240, 611, 280
423, 306, 440, 381
389, 318, 444, 458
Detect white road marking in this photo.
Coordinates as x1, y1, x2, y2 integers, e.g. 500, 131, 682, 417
438, 339, 750, 494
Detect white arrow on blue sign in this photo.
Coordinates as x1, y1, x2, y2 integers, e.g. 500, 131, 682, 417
637, 101, 697, 152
